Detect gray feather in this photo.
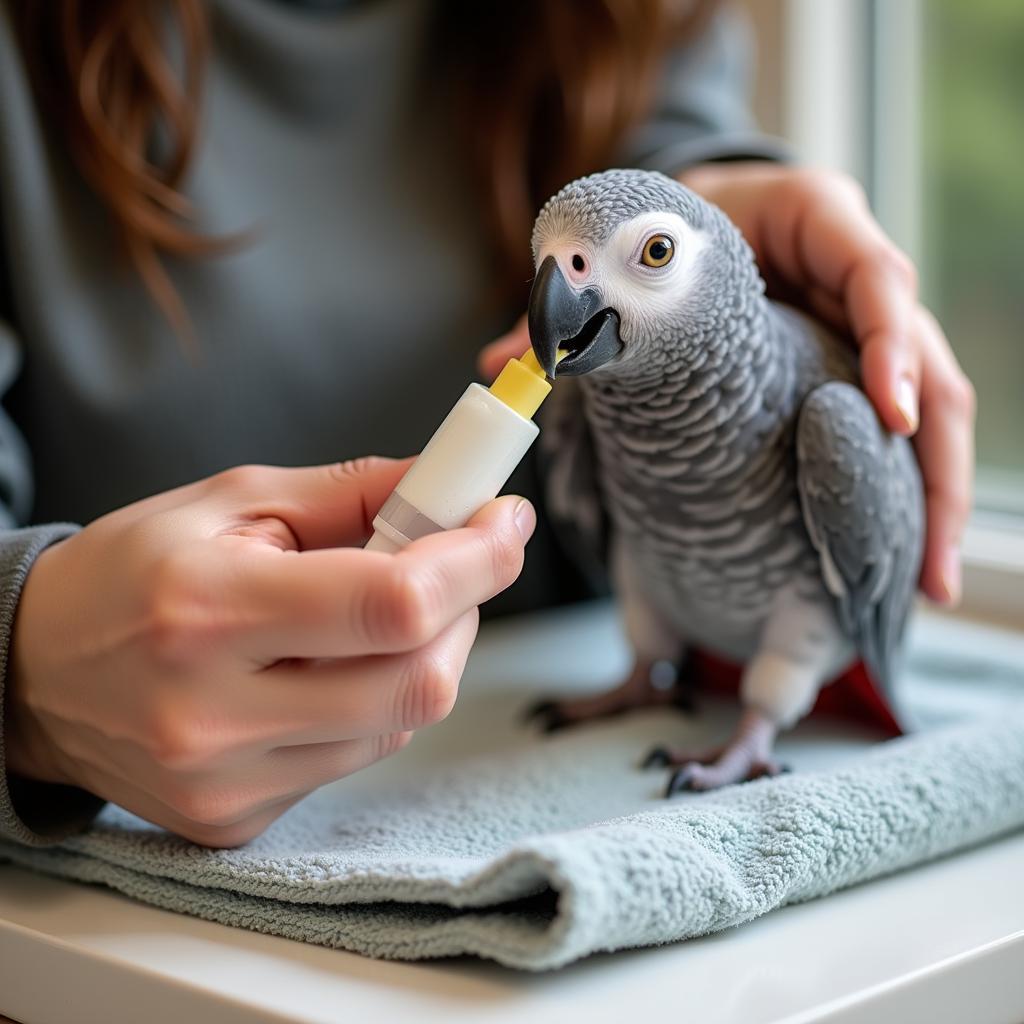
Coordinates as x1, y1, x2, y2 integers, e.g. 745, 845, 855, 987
538, 377, 610, 585
796, 382, 924, 693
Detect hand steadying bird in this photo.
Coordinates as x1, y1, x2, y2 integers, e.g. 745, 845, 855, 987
525, 169, 924, 794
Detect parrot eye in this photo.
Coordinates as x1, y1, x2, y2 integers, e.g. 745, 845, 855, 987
641, 235, 674, 268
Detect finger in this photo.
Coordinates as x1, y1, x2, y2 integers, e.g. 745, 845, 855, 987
911, 308, 976, 605
74, 757, 306, 848
478, 316, 530, 381
169, 734, 414, 828
263, 732, 413, 792
156, 728, 411, 843
846, 258, 921, 435
247, 611, 479, 744
803, 284, 848, 335
177, 794, 304, 848
761, 173, 921, 433
209, 457, 415, 551
169, 792, 306, 848
237, 494, 534, 659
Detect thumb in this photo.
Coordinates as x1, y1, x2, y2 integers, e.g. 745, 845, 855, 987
232, 457, 415, 550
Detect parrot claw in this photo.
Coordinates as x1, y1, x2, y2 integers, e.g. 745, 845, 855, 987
521, 699, 556, 724
640, 746, 673, 770
663, 757, 790, 797
522, 699, 573, 734
665, 765, 702, 797
655, 709, 789, 794
524, 658, 699, 737
641, 742, 723, 771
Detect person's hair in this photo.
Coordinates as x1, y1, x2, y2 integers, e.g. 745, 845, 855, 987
14, 0, 717, 332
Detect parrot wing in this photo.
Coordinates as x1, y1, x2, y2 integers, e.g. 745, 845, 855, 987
795, 381, 924, 694
537, 376, 610, 583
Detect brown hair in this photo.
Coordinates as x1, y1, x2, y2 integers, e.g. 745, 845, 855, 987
15, 1, 715, 328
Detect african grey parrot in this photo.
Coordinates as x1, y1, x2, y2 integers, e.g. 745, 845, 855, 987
525, 169, 924, 794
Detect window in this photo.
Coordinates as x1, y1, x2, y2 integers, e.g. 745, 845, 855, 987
918, 0, 1024, 508
747, 0, 1024, 625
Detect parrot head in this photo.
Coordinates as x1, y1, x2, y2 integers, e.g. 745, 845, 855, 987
528, 168, 759, 378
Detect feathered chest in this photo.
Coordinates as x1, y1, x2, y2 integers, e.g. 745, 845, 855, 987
586, 398, 810, 583
575, 320, 845, 625
582, 347, 802, 531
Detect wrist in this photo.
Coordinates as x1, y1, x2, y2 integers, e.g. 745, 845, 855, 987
5, 542, 75, 788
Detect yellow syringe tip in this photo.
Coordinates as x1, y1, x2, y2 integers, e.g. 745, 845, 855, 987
489, 349, 552, 419
519, 348, 546, 377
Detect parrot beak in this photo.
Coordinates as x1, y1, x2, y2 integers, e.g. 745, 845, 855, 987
528, 255, 623, 377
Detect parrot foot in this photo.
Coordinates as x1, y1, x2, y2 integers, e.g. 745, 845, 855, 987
650, 709, 789, 795
641, 743, 724, 770
524, 657, 695, 734
664, 757, 788, 796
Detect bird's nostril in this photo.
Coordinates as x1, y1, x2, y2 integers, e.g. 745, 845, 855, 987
571, 254, 586, 273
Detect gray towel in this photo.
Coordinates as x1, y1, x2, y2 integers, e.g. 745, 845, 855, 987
3, 605, 1024, 970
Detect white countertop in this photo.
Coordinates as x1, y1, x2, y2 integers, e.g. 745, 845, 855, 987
2, 602, 1023, 1024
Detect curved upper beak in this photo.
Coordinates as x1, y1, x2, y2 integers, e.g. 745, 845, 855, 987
527, 255, 623, 377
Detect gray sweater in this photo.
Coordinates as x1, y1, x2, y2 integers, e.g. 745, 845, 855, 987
0, 0, 784, 845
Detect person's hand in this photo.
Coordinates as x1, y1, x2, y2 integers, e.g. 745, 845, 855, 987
481, 162, 976, 605
680, 162, 974, 605
6, 459, 534, 847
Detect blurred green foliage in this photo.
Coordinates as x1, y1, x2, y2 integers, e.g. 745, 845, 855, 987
923, 0, 1024, 478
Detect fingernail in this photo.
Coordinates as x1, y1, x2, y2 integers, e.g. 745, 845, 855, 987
895, 374, 919, 433
514, 498, 536, 543
939, 546, 962, 605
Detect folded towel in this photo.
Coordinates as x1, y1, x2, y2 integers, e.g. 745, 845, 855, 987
3, 605, 1024, 970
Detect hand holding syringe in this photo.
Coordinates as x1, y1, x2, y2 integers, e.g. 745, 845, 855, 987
8, 359, 551, 848
366, 349, 559, 552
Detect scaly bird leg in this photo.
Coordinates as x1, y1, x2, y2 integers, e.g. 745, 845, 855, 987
649, 597, 851, 794
526, 542, 695, 733
645, 709, 786, 795
525, 657, 695, 734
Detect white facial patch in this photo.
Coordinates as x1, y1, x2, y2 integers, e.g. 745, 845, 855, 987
534, 212, 708, 347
